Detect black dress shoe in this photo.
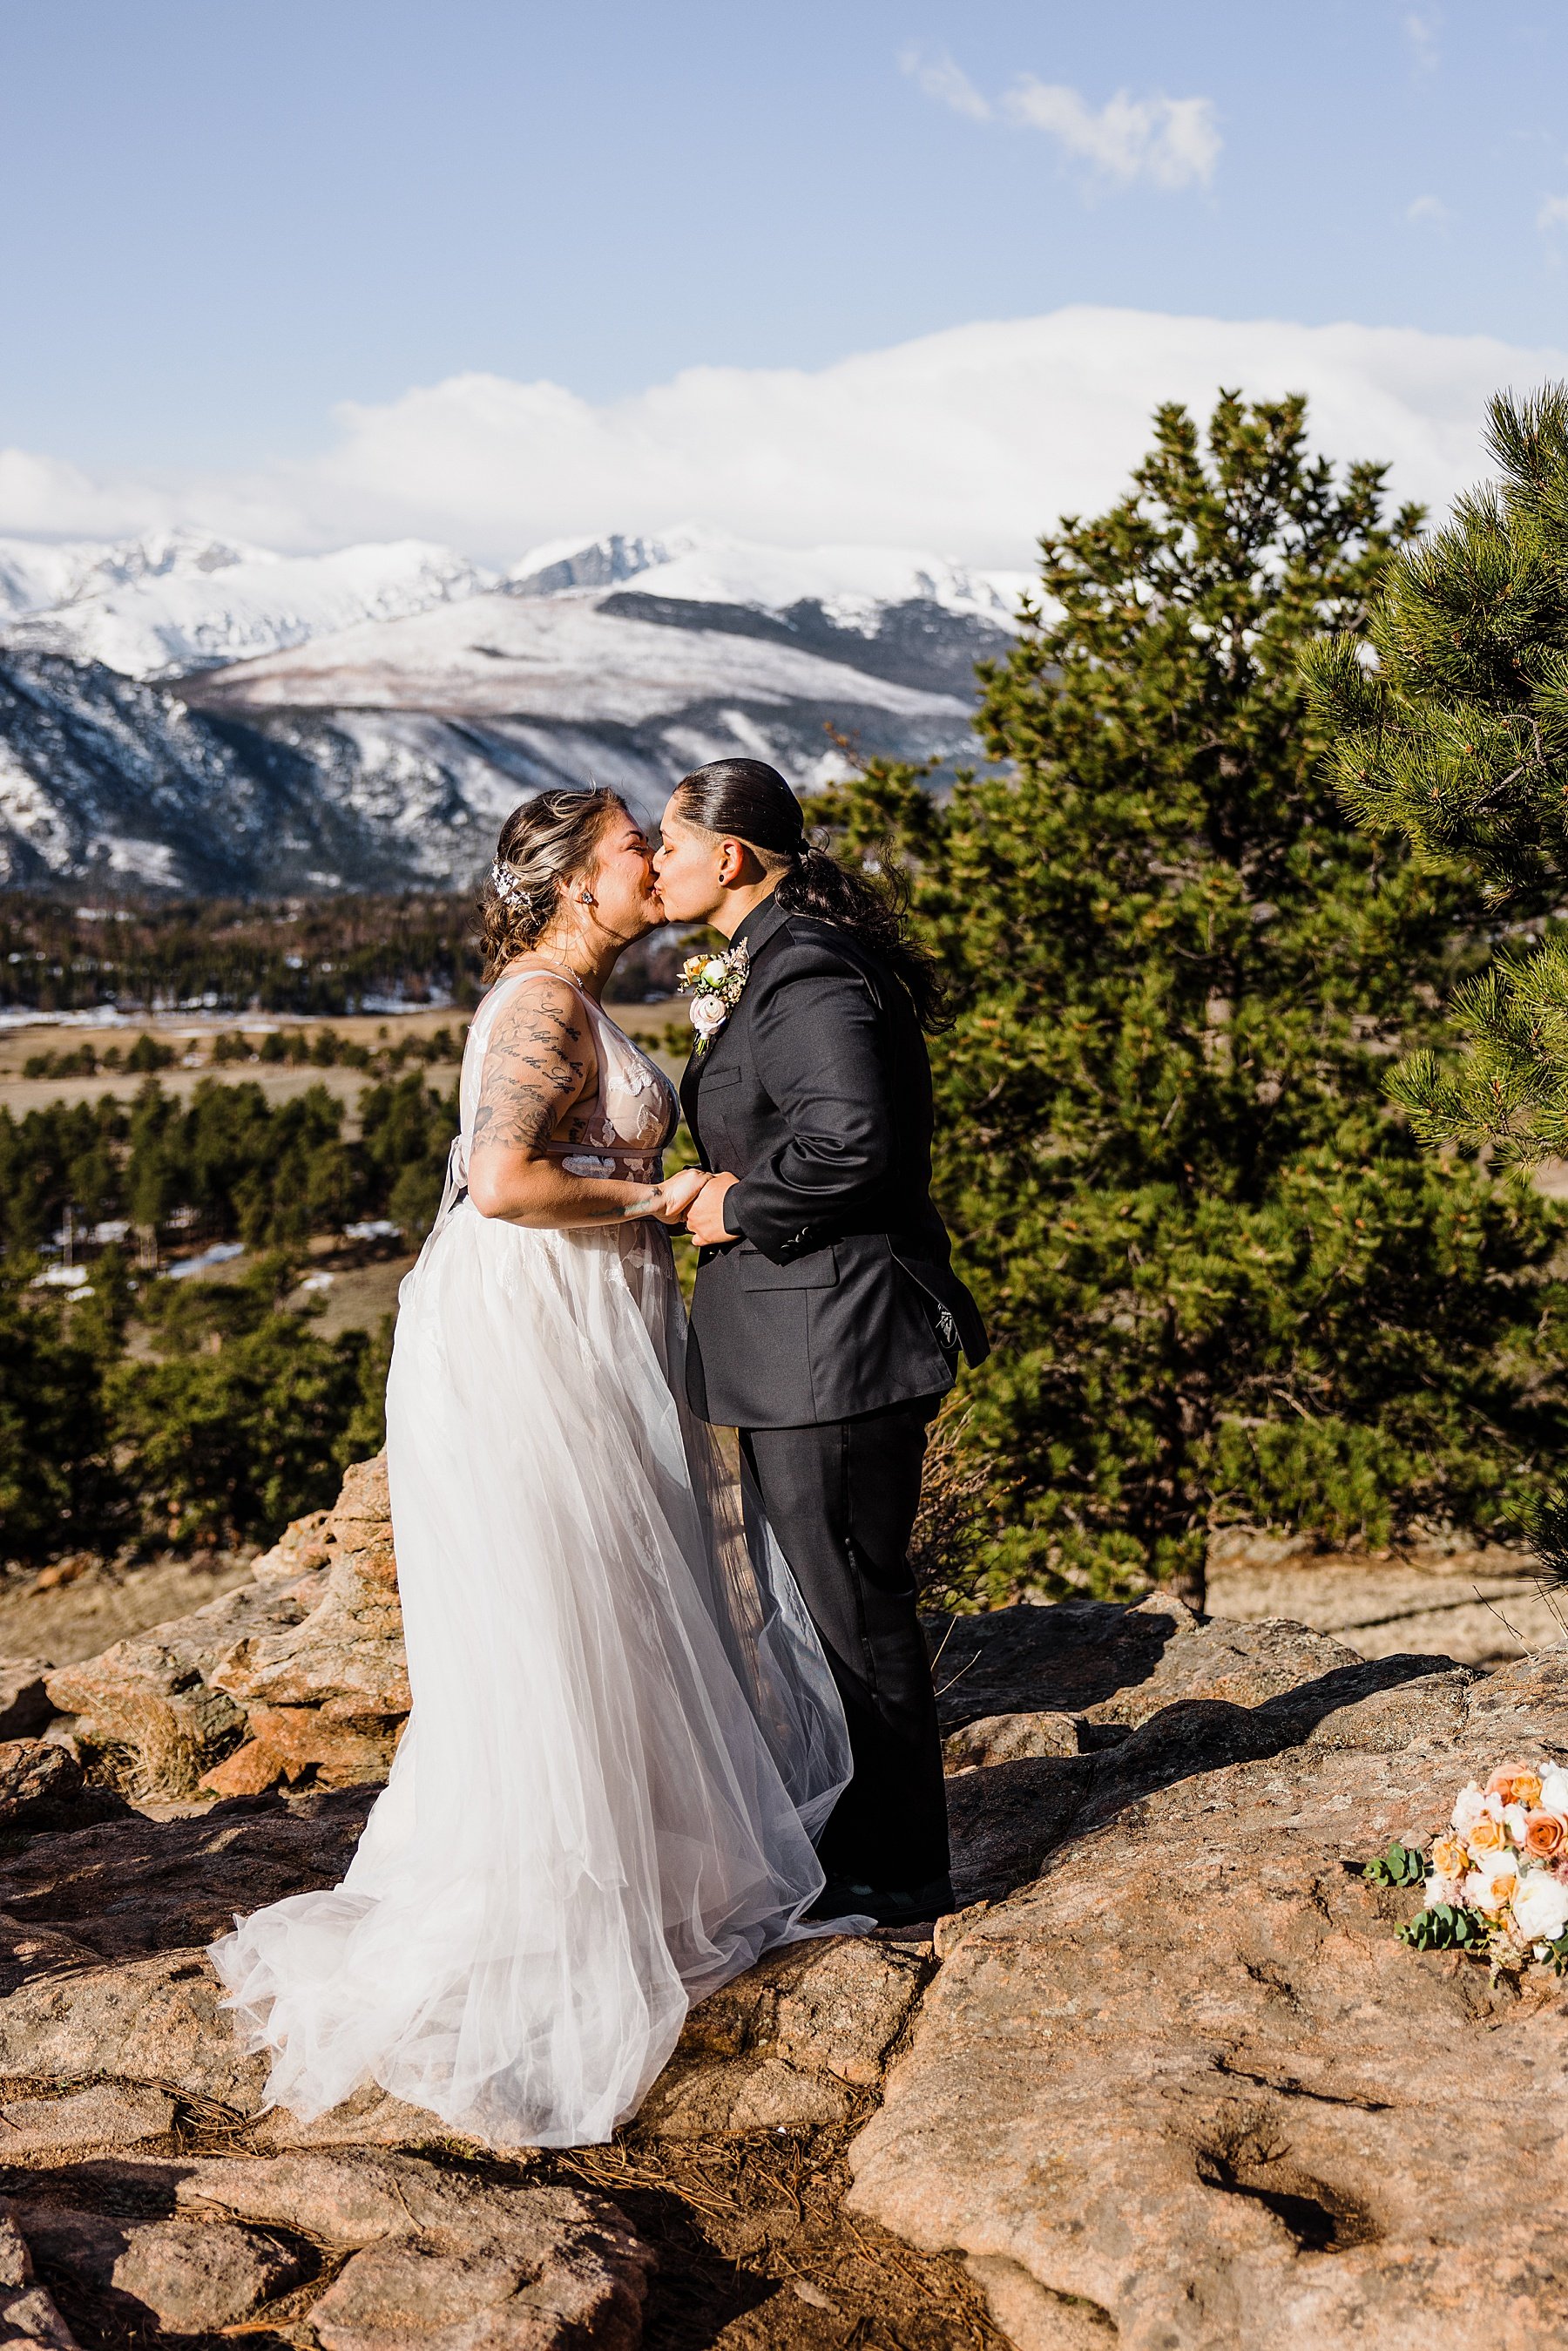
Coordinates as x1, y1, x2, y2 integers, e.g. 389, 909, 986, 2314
806, 1873, 955, 1927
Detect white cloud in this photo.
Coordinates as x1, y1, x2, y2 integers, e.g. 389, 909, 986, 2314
1001, 78, 1220, 188
898, 47, 990, 123
1404, 10, 1441, 71
1, 309, 1564, 568
0, 447, 166, 540
898, 56, 1219, 190
1406, 193, 1450, 226
1538, 194, 1568, 234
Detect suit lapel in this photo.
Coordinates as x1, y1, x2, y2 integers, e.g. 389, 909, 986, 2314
678, 898, 789, 1149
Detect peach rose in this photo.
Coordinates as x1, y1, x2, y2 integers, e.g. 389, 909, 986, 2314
1487, 1763, 1544, 1809
1432, 1835, 1470, 1880
1469, 1815, 1507, 1853
1466, 1854, 1519, 1916
1524, 1812, 1567, 1859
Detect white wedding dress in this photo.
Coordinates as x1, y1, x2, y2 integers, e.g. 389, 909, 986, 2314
210, 972, 856, 2147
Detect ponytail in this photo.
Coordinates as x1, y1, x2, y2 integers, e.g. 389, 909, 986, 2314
672, 759, 947, 1030
774, 845, 946, 1029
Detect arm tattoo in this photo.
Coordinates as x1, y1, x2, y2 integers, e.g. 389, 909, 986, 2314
562, 1189, 660, 1223
471, 985, 591, 1153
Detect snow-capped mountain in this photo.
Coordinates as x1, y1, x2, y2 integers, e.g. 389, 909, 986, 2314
0, 531, 495, 679
0, 525, 1024, 895
0, 650, 435, 894
508, 526, 1029, 628
188, 573, 985, 728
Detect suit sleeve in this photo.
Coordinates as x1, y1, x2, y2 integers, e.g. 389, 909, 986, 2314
721, 955, 892, 1257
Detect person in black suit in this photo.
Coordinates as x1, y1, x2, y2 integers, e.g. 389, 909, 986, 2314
653, 758, 988, 1926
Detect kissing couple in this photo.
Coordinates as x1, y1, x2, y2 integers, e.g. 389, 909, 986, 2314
212, 756, 987, 2149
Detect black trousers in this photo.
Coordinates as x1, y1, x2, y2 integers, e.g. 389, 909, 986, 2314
740, 1394, 950, 1892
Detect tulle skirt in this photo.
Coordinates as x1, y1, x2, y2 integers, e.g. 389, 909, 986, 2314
209, 1203, 855, 2147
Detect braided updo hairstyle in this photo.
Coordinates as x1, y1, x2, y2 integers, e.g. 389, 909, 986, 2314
671, 758, 946, 1028
480, 788, 627, 979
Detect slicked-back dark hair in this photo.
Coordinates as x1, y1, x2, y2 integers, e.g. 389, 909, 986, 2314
672, 759, 945, 1028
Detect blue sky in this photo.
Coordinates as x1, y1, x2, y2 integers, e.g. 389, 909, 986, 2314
3, 2, 1565, 555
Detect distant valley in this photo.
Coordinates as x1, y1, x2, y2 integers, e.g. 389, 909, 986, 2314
0, 527, 1022, 894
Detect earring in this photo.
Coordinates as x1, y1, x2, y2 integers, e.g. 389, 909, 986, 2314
579, 890, 597, 906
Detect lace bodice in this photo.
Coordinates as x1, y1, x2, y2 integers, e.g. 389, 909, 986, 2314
458, 969, 678, 1184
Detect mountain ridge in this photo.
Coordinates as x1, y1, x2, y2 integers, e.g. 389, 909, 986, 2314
0, 526, 1019, 896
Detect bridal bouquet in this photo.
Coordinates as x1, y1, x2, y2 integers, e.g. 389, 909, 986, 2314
1366, 1760, 1568, 1968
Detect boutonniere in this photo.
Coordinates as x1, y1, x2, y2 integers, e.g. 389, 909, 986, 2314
679, 941, 750, 1055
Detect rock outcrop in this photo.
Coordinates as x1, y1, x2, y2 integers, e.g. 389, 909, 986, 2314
43, 1569, 330, 1799
852, 1626, 1568, 2349
637, 1934, 930, 2138
0, 1739, 128, 1837
41, 1460, 405, 1801
0, 1662, 53, 1744
0, 2154, 652, 2350
14, 1449, 1568, 2348
0, 2212, 79, 2351
205, 1458, 409, 1797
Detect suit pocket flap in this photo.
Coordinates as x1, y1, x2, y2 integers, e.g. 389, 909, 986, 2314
736, 1244, 839, 1291
697, 1066, 741, 1089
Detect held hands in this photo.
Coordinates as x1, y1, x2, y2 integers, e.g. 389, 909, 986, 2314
648, 1166, 714, 1227
683, 1170, 739, 1247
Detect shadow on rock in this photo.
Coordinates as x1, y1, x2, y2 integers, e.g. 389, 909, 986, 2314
928, 1598, 1186, 1728
948, 1637, 1467, 1908
0, 1786, 375, 1969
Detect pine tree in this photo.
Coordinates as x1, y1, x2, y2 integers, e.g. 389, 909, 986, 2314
822, 392, 1568, 1607
0, 1264, 118, 1561
1304, 383, 1568, 1162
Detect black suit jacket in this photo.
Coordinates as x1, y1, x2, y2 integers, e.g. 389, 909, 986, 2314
679, 897, 988, 1429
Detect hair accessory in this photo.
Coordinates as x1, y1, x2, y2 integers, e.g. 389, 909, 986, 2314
490, 859, 534, 911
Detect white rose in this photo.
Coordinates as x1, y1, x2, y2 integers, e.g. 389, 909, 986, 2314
690, 995, 727, 1036
1540, 1767, 1568, 1815
1504, 1802, 1532, 1845
701, 957, 729, 986
1451, 1782, 1487, 1837
1511, 1869, 1568, 1944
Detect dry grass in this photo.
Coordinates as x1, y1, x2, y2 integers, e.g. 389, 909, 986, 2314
0, 2090, 1005, 2351
0, 1550, 259, 1666
551, 2122, 1007, 2351
908, 1407, 996, 1615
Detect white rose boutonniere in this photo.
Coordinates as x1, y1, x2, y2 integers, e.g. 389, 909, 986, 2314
679, 942, 751, 1055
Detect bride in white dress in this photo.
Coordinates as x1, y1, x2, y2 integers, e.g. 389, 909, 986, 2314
210, 789, 856, 2148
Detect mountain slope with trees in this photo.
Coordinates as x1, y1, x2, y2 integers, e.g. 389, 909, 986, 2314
0, 1073, 452, 1560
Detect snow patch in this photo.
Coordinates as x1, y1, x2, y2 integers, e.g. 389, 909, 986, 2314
510, 523, 1025, 623
0, 534, 495, 677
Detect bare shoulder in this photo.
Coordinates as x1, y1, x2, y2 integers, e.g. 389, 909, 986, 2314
486, 968, 586, 1048
472, 971, 595, 1154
